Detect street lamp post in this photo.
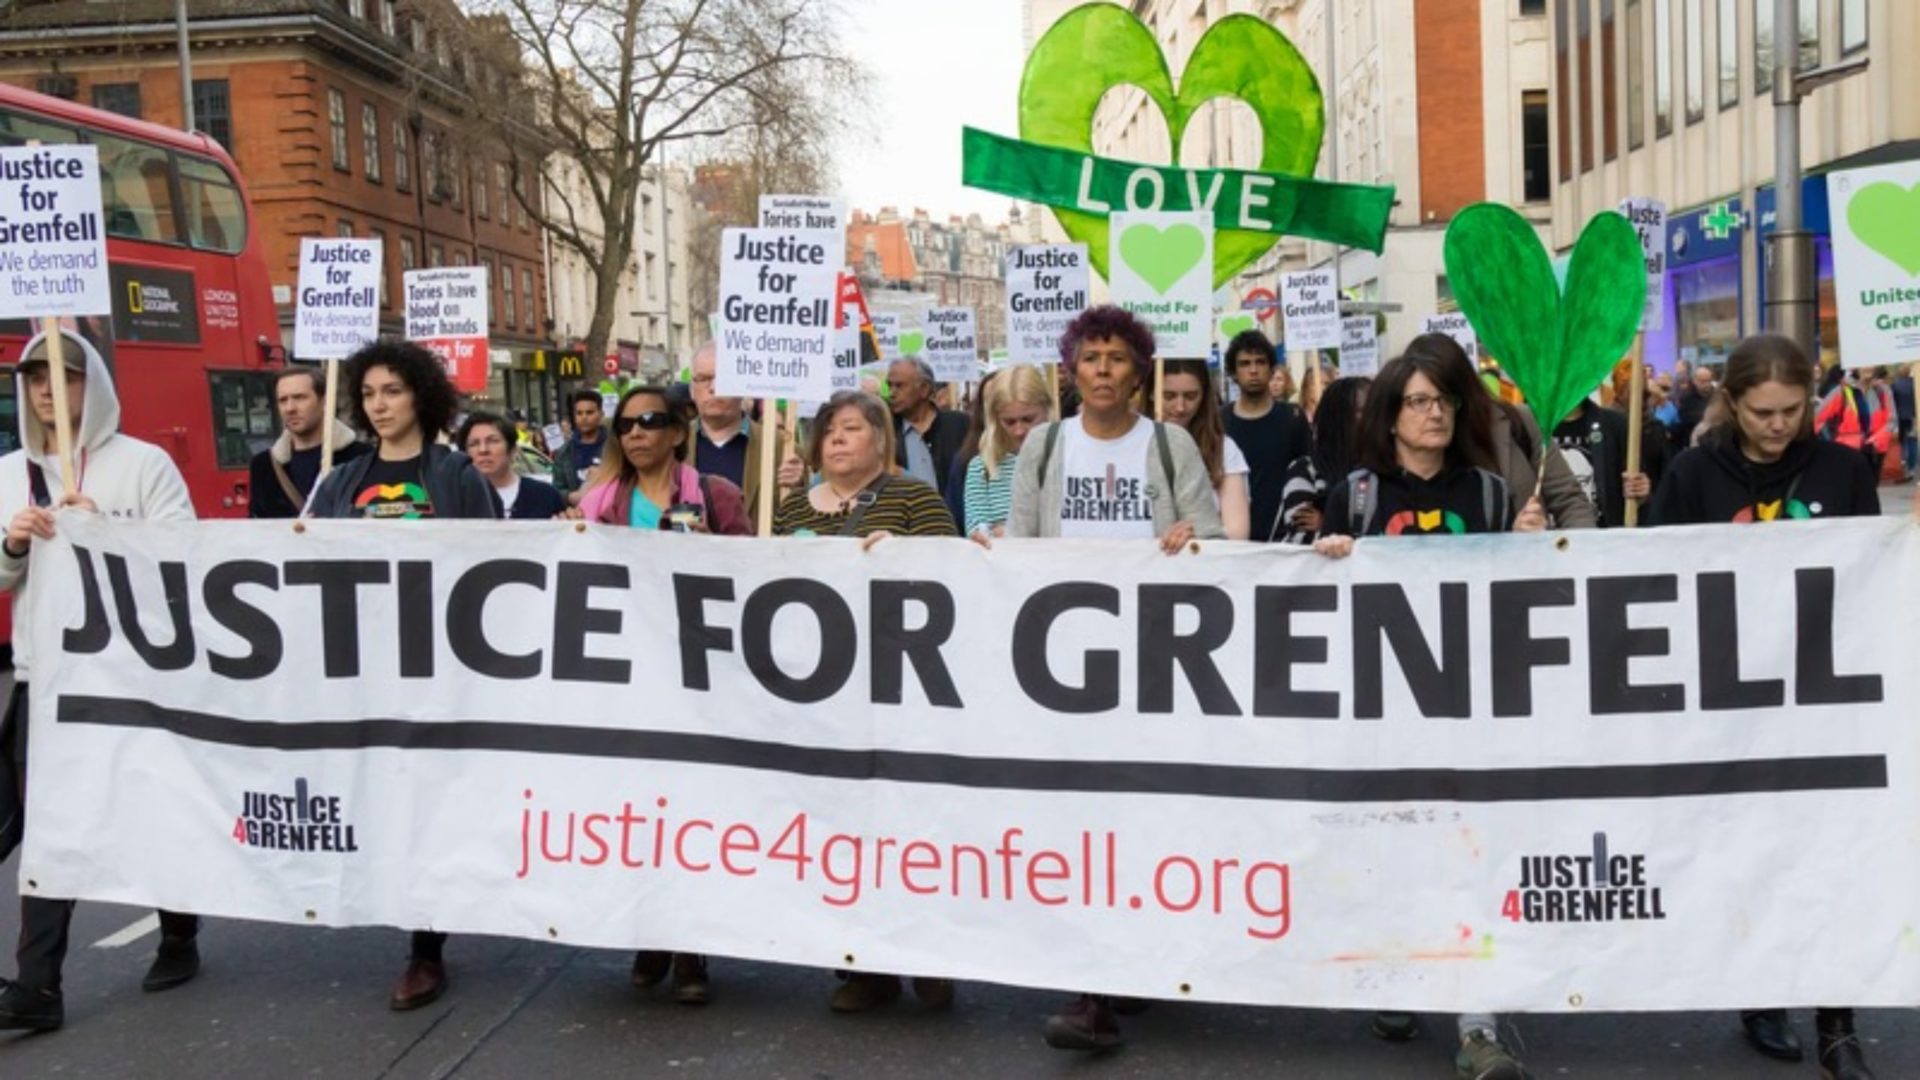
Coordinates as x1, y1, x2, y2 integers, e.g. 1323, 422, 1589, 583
175, 0, 195, 132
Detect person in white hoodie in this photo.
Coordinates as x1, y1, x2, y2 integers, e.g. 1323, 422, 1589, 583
0, 327, 200, 1033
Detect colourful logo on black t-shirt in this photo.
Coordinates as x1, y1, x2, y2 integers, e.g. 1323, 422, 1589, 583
1385, 508, 1466, 535
355, 481, 434, 520
1730, 499, 1812, 524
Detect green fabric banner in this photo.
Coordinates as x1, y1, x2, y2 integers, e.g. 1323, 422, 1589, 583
961, 127, 1394, 255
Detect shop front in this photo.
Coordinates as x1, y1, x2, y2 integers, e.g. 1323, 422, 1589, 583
1658, 198, 1745, 375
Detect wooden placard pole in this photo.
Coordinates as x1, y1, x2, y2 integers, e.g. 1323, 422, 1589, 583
1153, 355, 1165, 422
756, 398, 778, 535
40, 319, 78, 494
781, 398, 800, 490
319, 358, 341, 475
1624, 336, 1647, 527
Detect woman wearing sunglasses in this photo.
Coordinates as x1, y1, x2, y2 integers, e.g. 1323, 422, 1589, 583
578, 386, 750, 538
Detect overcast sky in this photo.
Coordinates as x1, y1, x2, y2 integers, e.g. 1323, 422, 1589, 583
834, 0, 1026, 222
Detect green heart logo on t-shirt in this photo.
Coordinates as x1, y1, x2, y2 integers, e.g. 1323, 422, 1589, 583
1847, 181, 1920, 276
1119, 223, 1206, 294
898, 329, 926, 357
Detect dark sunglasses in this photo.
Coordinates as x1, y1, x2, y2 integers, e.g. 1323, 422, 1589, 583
614, 411, 676, 435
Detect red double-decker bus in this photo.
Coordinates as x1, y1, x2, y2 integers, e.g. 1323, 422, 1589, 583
0, 84, 284, 650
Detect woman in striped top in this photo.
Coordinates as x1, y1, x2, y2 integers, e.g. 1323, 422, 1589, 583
1275, 375, 1370, 543
963, 364, 1052, 540
772, 391, 956, 540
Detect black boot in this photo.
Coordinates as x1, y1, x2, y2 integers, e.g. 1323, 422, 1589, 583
1816, 1008, 1875, 1080
1740, 1008, 1804, 1062
141, 934, 200, 993
0, 979, 62, 1032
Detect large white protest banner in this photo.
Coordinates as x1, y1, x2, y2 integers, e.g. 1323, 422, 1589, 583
1109, 211, 1212, 357
1618, 198, 1667, 333
404, 266, 489, 393
922, 307, 979, 383
294, 237, 383, 359
23, 515, 1920, 1013
1005, 245, 1090, 363
0, 145, 110, 318
1830, 162, 1920, 367
715, 228, 838, 400
1340, 315, 1381, 377
1280, 269, 1341, 351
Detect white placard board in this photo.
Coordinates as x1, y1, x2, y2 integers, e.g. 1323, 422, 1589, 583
1005, 244, 1090, 364
1829, 162, 1920, 368
1280, 268, 1341, 352
0, 145, 110, 318
294, 237, 383, 360
1108, 211, 1213, 358
715, 228, 839, 400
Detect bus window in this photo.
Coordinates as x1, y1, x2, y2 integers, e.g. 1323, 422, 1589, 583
177, 154, 246, 254
0, 381, 17, 457
208, 371, 279, 471
0, 109, 78, 146
93, 134, 181, 244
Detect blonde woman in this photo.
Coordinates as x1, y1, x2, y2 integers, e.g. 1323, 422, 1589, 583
963, 364, 1053, 540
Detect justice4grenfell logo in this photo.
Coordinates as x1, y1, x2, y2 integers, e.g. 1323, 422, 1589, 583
1385, 509, 1465, 536
234, 777, 359, 853
1501, 832, 1666, 924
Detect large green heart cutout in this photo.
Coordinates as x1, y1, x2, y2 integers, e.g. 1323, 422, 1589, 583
1442, 204, 1645, 429
1848, 182, 1920, 276
1020, 4, 1322, 289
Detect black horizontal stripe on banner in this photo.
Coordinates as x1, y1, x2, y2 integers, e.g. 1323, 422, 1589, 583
58, 694, 1888, 804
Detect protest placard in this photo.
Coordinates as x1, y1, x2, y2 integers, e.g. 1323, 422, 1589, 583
1340, 315, 1380, 377
404, 266, 489, 393
923, 307, 979, 384
1618, 198, 1667, 332
715, 228, 838, 401
1280, 268, 1341, 351
1109, 210, 1212, 357
758, 194, 847, 234
1830, 162, 1920, 367
1005, 244, 1089, 363
0, 144, 110, 319
294, 237, 383, 360
1422, 311, 1479, 360
870, 312, 903, 358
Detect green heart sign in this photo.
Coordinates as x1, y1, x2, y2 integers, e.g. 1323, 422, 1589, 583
1847, 181, 1920, 276
898, 329, 926, 357
1019, 4, 1322, 289
1119, 222, 1206, 294
1442, 204, 1646, 429
1219, 313, 1256, 339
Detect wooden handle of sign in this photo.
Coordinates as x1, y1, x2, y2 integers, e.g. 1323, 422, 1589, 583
1153, 356, 1165, 422
1624, 337, 1646, 527
42, 318, 77, 494
781, 399, 799, 496
319, 357, 341, 475
756, 399, 778, 536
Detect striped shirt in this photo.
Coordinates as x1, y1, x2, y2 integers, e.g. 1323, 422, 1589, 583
963, 450, 1018, 536
773, 474, 957, 538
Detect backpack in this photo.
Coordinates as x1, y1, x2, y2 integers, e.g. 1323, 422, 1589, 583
1344, 467, 1507, 536
1035, 419, 1182, 524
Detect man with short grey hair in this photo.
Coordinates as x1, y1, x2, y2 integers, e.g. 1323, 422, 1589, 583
886, 358, 967, 496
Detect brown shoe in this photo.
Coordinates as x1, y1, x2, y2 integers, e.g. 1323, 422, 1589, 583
631, 950, 671, 989
829, 972, 902, 1013
388, 958, 446, 1011
911, 976, 954, 1010
672, 954, 710, 1006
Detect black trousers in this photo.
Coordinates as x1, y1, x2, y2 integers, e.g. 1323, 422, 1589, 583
1, 682, 199, 992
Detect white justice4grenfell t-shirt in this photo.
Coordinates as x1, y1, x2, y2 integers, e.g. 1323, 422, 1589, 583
1058, 415, 1156, 539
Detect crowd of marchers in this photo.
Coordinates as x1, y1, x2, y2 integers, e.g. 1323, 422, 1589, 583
0, 304, 1905, 1080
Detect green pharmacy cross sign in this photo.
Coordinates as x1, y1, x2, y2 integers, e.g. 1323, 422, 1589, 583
963, 3, 1396, 288
1703, 202, 1740, 241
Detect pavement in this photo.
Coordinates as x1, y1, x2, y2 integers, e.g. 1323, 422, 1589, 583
3, 492, 1918, 1078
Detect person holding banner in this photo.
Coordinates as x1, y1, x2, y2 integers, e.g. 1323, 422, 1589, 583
1313, 346, 1543, 1080
457, 413, 569, 520
1645, 334, 1879, 1080
1156, 359, 1250, 540
0, 328, 202, 1032
1274, 376, 1371, 543
578, 386, 751, 538
305, 340, 495, 1010
963, 366, 1051, 541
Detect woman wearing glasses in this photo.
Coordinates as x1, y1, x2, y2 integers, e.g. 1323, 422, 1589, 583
457, 412, 569, 520
578, 386, 751, 538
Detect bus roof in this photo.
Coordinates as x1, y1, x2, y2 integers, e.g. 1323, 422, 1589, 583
0, 81, 229, 162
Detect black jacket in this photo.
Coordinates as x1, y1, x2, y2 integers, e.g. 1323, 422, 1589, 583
1553, 404, 1631, 527
247, 441, 369, 519
894, 409, 970, 497
1647, 434, 1879, 526
1321, 464, 1513, 538
308, 443, 498, 520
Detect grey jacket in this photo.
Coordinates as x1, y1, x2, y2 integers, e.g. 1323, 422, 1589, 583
1007, 418, 1226, 540
1493, 404, 1597, 529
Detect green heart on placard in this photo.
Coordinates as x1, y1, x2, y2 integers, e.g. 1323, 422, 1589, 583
1219, 313, 1256, 338
1442, 204, 1645, 428
1019, 5, 1322, 289
1119, 223, 1205, 294
1847, 182, 1920, 276
898, 329, 926, 357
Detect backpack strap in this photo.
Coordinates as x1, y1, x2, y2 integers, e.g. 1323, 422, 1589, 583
1346, 468, 1377, 536
837, 474, 891, 537
1152, 421, 1181, 524
269, 456, 304, 510
25, 460, 49, 510
1036, 419, 1062, 479
1481, 469, 1506, 531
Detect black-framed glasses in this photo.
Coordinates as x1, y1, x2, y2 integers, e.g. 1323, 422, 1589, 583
614, 411, 676, 435
1401, 393, 1461, 415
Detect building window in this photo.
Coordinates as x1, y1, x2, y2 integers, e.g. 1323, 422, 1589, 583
1522, 91, 1550, 202
1628, 0, 1646, 148
521, 268, 536, 331
475, 165, 488, 219
1684, 0, 1704, 123
423, 131, 442, 199
429, 243, 444, 268
1755, 0, 1774, 93
502, 261, 517, 326
400, 235, 417, 271
362, 103, 381, 183
328, 89, 350, 171
346, 0, 365, 18
1655, 0, 1673, 135
454, 248, 468, 267
1842, 0, 1867, 54
410, 18, 427, 54
496, 163, 510, 220
1601, 0, 1618, 162
1520, 0, 1546, 12
338, 218, 354, 238
483, 257, 498, 326
1555, 0, 1572, 180
192, 79, 232, 153
393, 118, 410, 191
448, 147, 463, 209
1576, 0, 1593, 170
90, 83, 141, 119
1796, 0, 1820, 71
371, 228, 390, 308
1717, 0, 1738, 107
380, 0, 396, 36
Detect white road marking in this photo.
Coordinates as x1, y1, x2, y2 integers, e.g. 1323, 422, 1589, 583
91, 913, 159, 949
